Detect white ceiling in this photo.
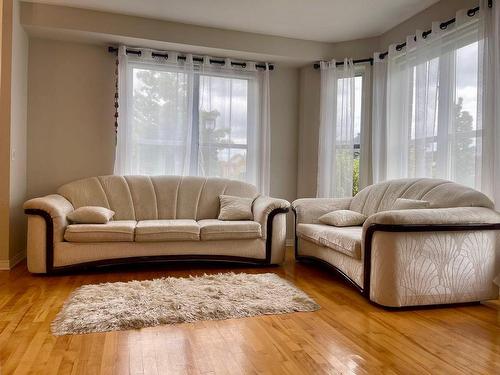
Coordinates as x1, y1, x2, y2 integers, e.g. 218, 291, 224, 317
26, 0, 440, 43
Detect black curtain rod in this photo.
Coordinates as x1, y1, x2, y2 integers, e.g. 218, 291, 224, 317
313, 1, 491, 69
313, 58, 374, 70
108, 47, 274, 70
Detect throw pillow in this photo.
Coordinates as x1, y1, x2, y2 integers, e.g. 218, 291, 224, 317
67, 206, 115, 224
218, 195, 254, 221
318, 210, 367, 227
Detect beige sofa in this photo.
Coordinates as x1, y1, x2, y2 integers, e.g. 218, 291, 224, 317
292, 178, 500, 308
24, 175, 290, 273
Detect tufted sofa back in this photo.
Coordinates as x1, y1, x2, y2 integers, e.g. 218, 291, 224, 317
57, 175, 258, 221
349, 178, 494, 216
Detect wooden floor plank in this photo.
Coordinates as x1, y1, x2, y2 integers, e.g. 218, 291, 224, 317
0, 247, 499, 374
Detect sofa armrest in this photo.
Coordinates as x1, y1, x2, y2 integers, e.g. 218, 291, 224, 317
363, 207, 500, 229
24, 194, 74, 220
361, 206, 500, 307
253, 196, 290, 265
292, 197, 352, 224
24, 195, 74, 273
253, 196, 290, 239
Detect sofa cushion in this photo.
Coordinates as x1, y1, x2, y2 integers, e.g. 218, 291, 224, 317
135, 220, 200, 242
296, 224, 326, 246
296, 223, 362, 259
318, 210, 367, 227
64, 221, 136, 242
198, 219, 261, 240
319, 226, 362, 259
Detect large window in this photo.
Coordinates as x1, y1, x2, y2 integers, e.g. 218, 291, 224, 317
384, 16, 482, 190
130, 66, 251, 182
115, 50, 271, 193
406, 40, 479, 188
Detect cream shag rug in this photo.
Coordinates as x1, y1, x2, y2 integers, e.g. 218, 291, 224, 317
51, 272, 319, 335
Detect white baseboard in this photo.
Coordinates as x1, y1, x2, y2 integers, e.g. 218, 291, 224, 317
0, 250, 26, 270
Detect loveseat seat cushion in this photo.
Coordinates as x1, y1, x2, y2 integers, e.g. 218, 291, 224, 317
64, 221, 136, 242
318, 226, 362, 259
135, 220, 200, 242
296, 223, 362, 259
295, 224, 325, 245
198, 219, 262, 240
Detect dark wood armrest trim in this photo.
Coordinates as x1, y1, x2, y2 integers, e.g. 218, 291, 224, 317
24, 209, 55, 273
265, 207, 290, 263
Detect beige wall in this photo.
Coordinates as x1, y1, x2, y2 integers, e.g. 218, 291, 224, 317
9, 0, 28, 265
0, 0, 28, 268
0, 0, 13, 266
297, 66, 320, 198
27, 39, 116, 197
27, 38, 300, 238
268, 66, 299, 237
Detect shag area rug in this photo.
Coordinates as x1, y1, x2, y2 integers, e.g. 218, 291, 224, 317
51, 272, 319, 335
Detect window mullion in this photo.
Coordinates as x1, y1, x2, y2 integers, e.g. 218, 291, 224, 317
190, 73, 200, 175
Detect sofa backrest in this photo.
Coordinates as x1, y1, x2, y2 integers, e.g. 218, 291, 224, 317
349, 178, 494, 216
57, 175, 258, 221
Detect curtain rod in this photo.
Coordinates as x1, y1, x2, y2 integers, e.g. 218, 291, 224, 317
313, 1, 491, 70
108, 47, 274, 71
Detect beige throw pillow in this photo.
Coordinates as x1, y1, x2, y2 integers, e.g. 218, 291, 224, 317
392, 198, 430, 210
67, 206, 115, 224
218, 195, 254, 221
318, 210, 367, 227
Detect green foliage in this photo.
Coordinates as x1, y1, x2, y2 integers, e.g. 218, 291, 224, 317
352, 157, 359, 196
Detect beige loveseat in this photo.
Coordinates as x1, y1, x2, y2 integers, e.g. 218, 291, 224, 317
24, 176, 290, 273
292, 178, 500, 308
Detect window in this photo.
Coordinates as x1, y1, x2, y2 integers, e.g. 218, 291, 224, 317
317, 61, 366, 199
116, 52, 270, 193
131, 67, 251, 181
406, 41, 479, 188
385, 18, 482, 190
336, 75, 363, 195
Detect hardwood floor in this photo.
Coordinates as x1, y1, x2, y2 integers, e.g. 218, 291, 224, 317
1, 247, 499, 374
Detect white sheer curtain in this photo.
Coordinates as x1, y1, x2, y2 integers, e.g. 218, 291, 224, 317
371, 53, 388, 184
114, 47, 271, 194
317, 58, 356, 198
477, 0, 500, 286
114, 47, 194, 176
478, 0, 500, 207
381, 9, 486, 191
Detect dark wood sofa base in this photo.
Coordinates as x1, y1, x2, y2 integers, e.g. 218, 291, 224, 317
25, 207, 289, 274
